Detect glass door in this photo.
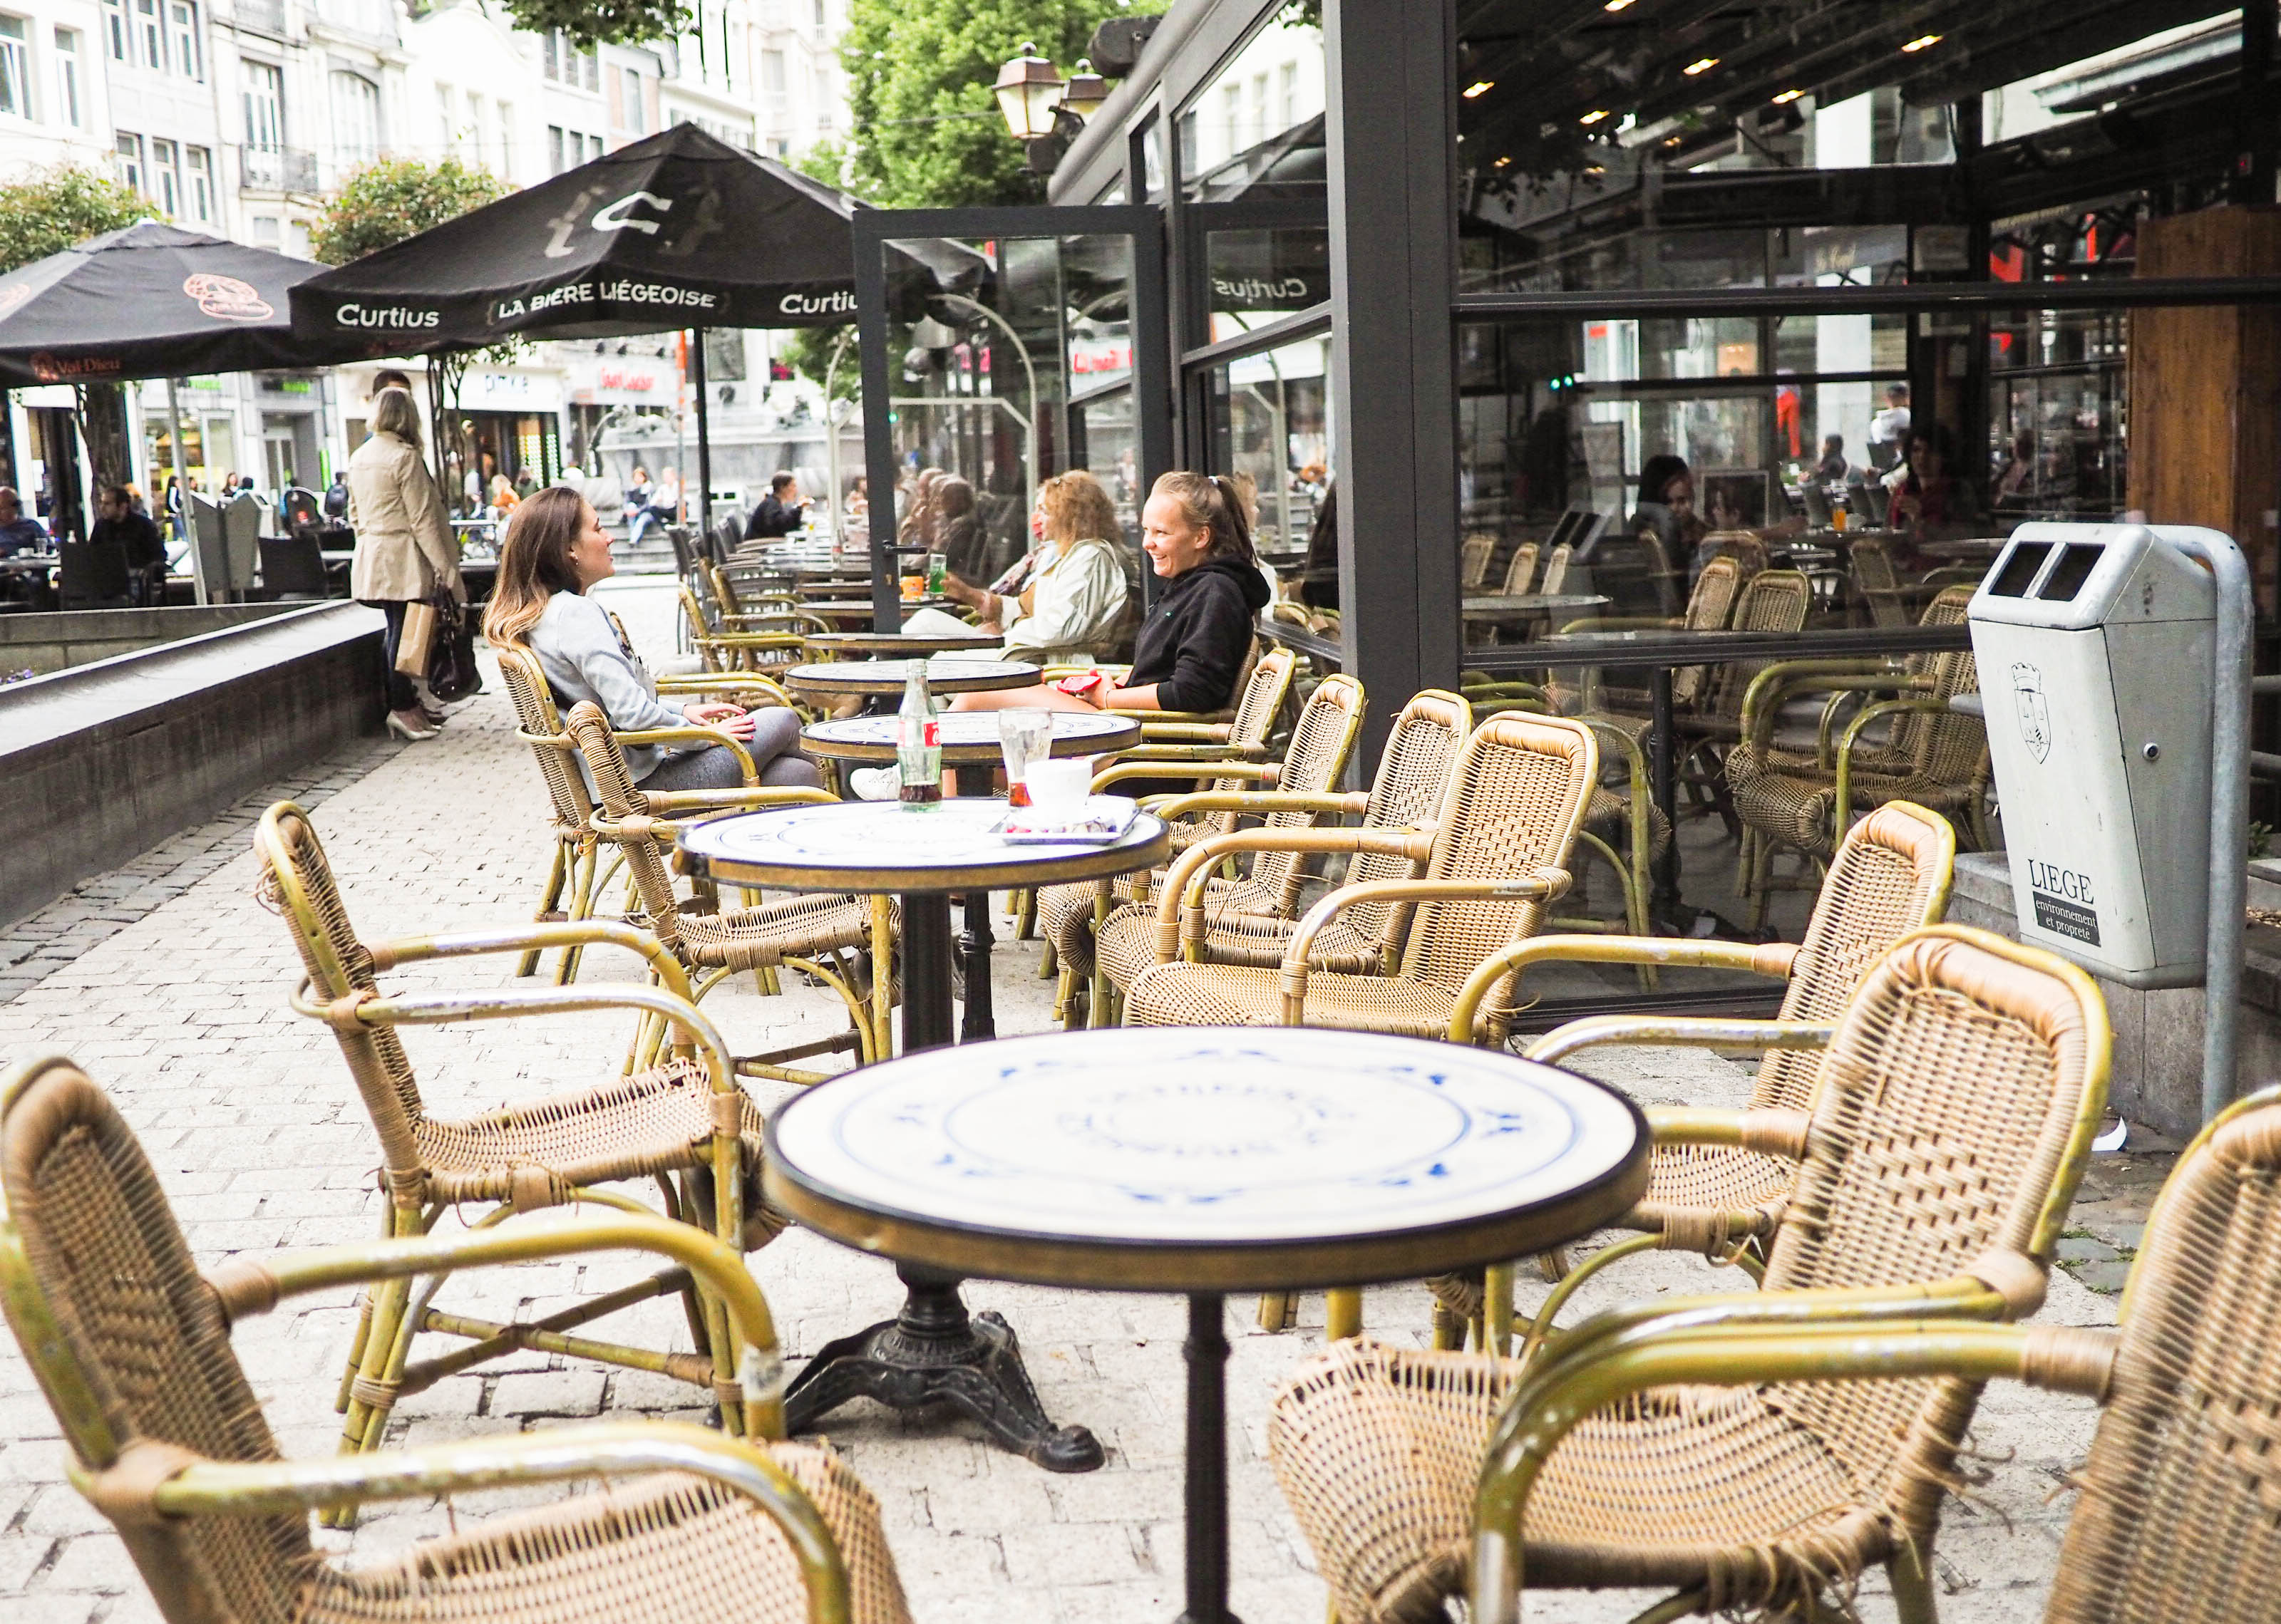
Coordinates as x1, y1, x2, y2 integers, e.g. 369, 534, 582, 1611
854, 205, 1169, 624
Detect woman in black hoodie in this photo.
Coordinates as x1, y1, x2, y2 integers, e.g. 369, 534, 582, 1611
954, 470, 1269, 716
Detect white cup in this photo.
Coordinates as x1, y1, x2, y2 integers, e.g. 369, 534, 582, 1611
1026, 755, 1093, 816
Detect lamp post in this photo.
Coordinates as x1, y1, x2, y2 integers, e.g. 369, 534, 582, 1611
994, 44, 1106, 174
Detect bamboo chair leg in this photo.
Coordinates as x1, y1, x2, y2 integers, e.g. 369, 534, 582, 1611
1624, 1592, 1712, 1624
519, 840, 570, 978
1256, 1292, 1296, 1330
1517, 1232, 1665, 1365
1324, 1288, 1361, 1340
661, 1175, 714, 1358
1889, 1544, 1940, 1624
1039, 939, 1058, 978
870, 897, 897, 1062
555, 839, 599, 985
1430, 1298, 1468, 1350
1482, 1262, 1515, 1357
1059, 967, 1086, 1030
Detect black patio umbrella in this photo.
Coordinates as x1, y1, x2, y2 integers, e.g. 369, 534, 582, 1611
0, 220, 373, 387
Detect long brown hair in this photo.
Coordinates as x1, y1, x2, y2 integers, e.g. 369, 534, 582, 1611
482, 486, 588, 647
1040, 470, 1121, 549
1150, 470, 1255, 566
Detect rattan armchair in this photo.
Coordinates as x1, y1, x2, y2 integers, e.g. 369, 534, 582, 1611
0, 1054, 913, 1624
1466, 1084, 2281, 1624
1431, 800, 1957, 1353
563, 702, 895, 1070
1461, 532, 1497, 591
679, 582, 816, 678
1270, 925, 2110, 1624
1031, 647, 1300, 1019
1498, 541, 1540, 596
254, 804, 795, 1475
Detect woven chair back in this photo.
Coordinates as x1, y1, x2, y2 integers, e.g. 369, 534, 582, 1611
1461, 534, 1496, 590
1500, 542, 1540, 596
0, 1057, 319, 1623
253, 805, 428, 1173
1849, 537, 1912, 628
1246, 673, 1369, 911
1756, 802, 1955, 1117
1337, 689, 1474, 955
1398, 712, 1596, 992
2043, 1091, 2281, 1624
1186, 646, 1296, 835
706, 562, 745, 621
497, 644, 597, 837
1538, 544, 1573, 596
1761, 925, 2108, 1545
1699, 530, 1769, 583
1891, 586, 1984, 787
562, 703, 687, 958
678, 584, 726, 670
1670, 556, 1743, 709
1705, 568, 1811, 718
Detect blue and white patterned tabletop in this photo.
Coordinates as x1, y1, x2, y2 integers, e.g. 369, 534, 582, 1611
783, 658, 1043, 693
679, 798, 1168, 889
770, 1028, 1643, 1246
803, 710, 1140, 757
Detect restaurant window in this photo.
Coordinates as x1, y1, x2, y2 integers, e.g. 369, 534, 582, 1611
332, 71, 380, 167
1202, 327, 1332, 563
166, 0, 197, 78
53, 26, 81, 125
185, 145, 211, 220
1178, 6, 1322, 202
0, 16, 29, 119
151, 135, 180, 215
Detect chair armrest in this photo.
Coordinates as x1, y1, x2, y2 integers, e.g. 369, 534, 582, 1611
1552, 616, 1686, 634
200, 1210, 783, 1435
1279, 873, 1570, 1023
366, 920, 693, 1003
1448, 938, 1799, 1043
93, 1423, 848, 1624
1643, 1105, 1814, 1157
610, 727, 760, 784
1468, 1319, 2071, 1624
1106, 741, 1269, 764
1834, 696, 1966, 831
657, 673, 798, 709
1735, 658, 1895, 748
1095, 759, 1277, 792
1144, 789, 1369, 823
1524, 1015, 1833, 1068
1152, 825, 1436, 960
1138, 719, 1233, 739
634, 786, 836, 814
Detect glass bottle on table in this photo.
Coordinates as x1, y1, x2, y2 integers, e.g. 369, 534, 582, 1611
897, 666, 943, 803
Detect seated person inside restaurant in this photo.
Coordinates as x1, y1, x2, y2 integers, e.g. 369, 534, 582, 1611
744, 472, 809, 539
0, 487, 48, 557
952, 470, 1270, 720
1885, 423, 1979, 569
900, 470, 1133, 665
91, 485, 168, 603
483, 486, 819, 791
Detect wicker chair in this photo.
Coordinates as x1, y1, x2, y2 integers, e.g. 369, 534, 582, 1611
563, 702, 895, 1070
1536, 543, 1572, 595
1096, 689, 1473, 999
1498, 541, 1540, 596
678, 582, 815, 678
1730, 586, 1987, 927
1125, 710, 1595, 1043
1461, 532, 1497, 591
1433, 800, 1957, 1352
0, 1054, 913, 1624
1032, 647, 1299, 1016
496, 646, 797, 985
1270, 924, 2111, 1624
253, 803, 797, 1474
1466, 1086, 2281, 1624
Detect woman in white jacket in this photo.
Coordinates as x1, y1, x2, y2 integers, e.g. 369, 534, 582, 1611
906, 470, 1133, 665
348, 388, 463, 740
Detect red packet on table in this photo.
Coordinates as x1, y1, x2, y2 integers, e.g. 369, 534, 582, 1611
1054, 671, 1108, 697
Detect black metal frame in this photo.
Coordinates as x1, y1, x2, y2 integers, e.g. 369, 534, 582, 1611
853, 204, 1173, 628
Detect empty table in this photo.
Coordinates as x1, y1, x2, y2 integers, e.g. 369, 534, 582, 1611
781, 658, 1043, 700
763, 1026, 1651, 1624
678, 801, 1171, 1471
800, 708, 1141, 767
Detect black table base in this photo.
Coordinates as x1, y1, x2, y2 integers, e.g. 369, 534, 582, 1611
783, 1264, 1103, 1472
782, 881, 1101, 1470
1179, 1292, 1241, 1624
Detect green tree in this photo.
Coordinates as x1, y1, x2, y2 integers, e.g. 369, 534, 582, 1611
308, 155, 509, 266
493, 0, 686, 49
0, 166, 156, 276
841, 0, 1163, 209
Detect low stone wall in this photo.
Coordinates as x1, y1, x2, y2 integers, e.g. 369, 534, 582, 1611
1, 604, 302, 677
0, 601, 386, 929
1948, 852, 2281, 1139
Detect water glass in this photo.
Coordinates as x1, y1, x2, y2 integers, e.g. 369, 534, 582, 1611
997, 710, 1055, 805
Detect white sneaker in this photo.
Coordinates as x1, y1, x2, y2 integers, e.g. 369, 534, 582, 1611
848, 767, 899, 801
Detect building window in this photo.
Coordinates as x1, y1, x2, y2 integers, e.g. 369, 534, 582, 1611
0, 16, 30, 118
186, 144, 211, 219
542, 29, 558, 81
135, 0, 161, 70
101, 0, 124, 61
243, 58, 282, 150
547, 123, 563, 172
619, 65, 642, 133
151, 135, 180, 214
495, 100, 513, 180
53, 26, 81, 125
167, 0, 197, 78
435, 83, 451, 148
251, 213, 278, 244
331, 70, 379, 166
116, 132, 145, 194
466, 90, 485, 165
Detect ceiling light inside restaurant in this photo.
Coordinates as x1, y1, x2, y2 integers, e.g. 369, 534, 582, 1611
1771, 88, 1803, 104
1603, 0, 1634, 10
1579, 108, 1610, 124
1901, 33, 1942, 52
1683, 56, 1719, 75
1464, 80, 1495, 98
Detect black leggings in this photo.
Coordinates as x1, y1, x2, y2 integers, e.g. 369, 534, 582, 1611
365, 599, 420, 713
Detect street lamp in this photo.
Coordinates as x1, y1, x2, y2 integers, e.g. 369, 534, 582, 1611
995, 43, 1108, 173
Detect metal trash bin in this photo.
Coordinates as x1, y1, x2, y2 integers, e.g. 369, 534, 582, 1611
1967, 522, 2217, 989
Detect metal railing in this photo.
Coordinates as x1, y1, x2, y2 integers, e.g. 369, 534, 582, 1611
241, 145, 318, 195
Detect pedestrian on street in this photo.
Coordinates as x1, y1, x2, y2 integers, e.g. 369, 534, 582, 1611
348, 387, 463, 743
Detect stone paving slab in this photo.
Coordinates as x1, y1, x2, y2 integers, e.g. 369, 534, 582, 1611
0, 583, 2136, 1623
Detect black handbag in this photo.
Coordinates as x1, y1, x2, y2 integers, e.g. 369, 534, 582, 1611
424, 589, 483, 703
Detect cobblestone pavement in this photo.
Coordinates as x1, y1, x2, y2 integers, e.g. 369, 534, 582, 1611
0, 581, 2135, 1623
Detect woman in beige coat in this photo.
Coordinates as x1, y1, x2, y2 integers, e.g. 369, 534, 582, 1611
349, 388, 463, 740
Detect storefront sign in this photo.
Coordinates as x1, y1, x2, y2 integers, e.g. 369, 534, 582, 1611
460, 369, 564, 412
567, 358, 674, 405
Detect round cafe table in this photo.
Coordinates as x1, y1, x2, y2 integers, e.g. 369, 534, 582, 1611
781, 657, 1042, 700
678, 801, 1171, 1472
800, 708, 1141, 767
763, 1026, 1651, 1624
805, 629, 1006, 658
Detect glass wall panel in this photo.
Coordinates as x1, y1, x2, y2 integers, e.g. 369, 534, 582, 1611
1179, 6, 1324, 202
1198, 327, 1332, 583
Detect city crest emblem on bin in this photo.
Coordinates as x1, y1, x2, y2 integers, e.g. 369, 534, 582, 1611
2010, 662, 2051, 763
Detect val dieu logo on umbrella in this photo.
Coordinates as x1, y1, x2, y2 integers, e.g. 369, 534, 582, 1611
182, 274, 273, 322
